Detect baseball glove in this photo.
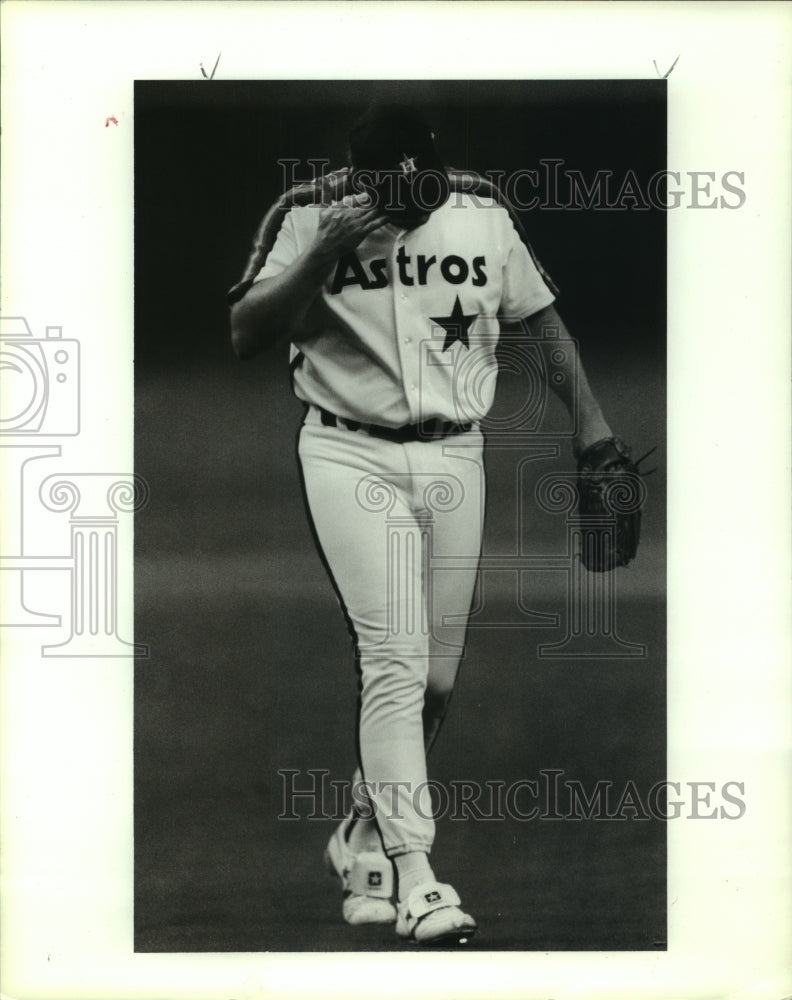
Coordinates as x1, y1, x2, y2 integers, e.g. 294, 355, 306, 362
576, 437, 652, 572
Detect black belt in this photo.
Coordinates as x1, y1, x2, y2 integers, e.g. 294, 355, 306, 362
318, 407, 472, 443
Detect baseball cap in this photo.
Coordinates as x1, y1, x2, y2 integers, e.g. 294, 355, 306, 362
348, 104, 449, 224
349, 105, 446, 173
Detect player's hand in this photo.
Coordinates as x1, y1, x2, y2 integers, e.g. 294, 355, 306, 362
310, 194, 389, 262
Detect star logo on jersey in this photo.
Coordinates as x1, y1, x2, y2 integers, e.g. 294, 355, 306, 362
430, 296, 477, 351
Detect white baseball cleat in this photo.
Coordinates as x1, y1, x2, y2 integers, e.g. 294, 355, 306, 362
324, 821, 397, 925
395, 881, 477, 945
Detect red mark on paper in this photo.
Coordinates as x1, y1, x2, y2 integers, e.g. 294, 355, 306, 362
105, 116, 119, 128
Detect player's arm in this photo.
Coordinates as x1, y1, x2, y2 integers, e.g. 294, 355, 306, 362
523, 303, 613, 458
231, 252, 333, 359
230, 199, 388, 359
499, 219, 612, 455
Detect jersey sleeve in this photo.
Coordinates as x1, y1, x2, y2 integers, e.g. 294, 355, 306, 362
252, 209, 300, 282
499, 219, 556, 320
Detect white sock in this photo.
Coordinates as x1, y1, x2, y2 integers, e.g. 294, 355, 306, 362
394, 851, 435, 901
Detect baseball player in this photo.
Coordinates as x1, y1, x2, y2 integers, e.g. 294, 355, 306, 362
229, 105, 617, 945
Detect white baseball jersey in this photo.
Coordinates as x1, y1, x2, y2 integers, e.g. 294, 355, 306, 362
254, 194, 555, 428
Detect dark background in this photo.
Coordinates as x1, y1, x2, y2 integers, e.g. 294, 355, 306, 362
134, 80, 666, 952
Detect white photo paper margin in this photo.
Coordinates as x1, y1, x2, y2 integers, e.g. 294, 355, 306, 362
1, 2, 790, 999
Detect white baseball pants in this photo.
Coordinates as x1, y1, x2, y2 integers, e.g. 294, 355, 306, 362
298, 405, 485, 856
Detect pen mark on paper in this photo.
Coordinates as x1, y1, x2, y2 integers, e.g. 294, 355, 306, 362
653, 54, 680, 79
200, 52, 222, 80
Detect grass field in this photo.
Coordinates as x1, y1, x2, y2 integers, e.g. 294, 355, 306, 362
134, 360, 666, 952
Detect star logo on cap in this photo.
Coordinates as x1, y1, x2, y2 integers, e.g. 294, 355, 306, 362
400, 152, 417, 175
431, 296, 478, 351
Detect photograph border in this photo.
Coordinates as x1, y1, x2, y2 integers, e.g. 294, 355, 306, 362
1, 2, 790, 999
